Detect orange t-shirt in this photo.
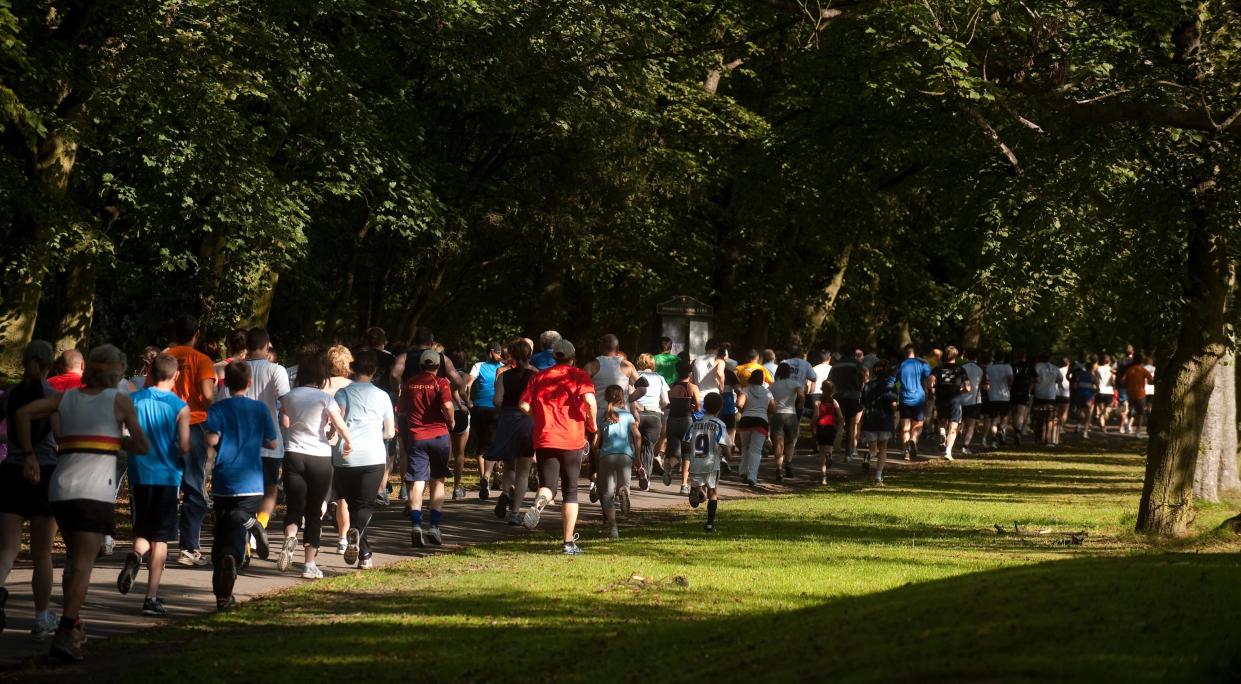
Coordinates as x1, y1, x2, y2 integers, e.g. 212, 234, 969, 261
1124, 365, 1153, 400
165, 345, 217, 424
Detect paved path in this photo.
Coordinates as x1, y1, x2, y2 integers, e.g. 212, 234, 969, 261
0, 448, 910, 669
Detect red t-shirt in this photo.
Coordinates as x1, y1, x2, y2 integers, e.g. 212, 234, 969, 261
816, 399, 838, 428
399, 371, 453, 440
164, 345, 217, 425
1124, 365, 1154, 400
47, 372, 84, 393
521, 363, 596, 450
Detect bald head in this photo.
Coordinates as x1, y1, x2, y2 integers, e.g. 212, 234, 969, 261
60, 349, 84, 372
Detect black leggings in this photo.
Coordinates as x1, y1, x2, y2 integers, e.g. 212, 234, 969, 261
638, 412, 663, 475
537, 447, 583, 504
211, 495, 259, 599
283, 452, 334, 548
333, 465, 385, 559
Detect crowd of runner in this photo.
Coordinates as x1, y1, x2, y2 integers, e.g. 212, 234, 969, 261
0, 316, 1155, 661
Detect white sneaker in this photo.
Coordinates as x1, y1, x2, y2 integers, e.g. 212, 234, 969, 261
336, 537, 348, 554
301, 563, 324, 580
177, 549, 209, 567
30, 611, 58, 641
943, 450, 954, 461
101, 535, 115, 556
358, 557, 373, 570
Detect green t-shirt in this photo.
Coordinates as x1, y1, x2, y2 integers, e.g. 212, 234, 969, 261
654, 353, 680, 386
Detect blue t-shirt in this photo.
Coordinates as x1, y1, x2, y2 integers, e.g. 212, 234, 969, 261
599, 409, 636, 458
205, 396, 277, 496
470, 360, 504, 409
530, 350, 557, 371
898, 358, 931, 406
334, 382, 394, 468
130, 388, 187, 487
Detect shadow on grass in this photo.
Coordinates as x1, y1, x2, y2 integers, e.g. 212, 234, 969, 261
13, 553, 1238, 683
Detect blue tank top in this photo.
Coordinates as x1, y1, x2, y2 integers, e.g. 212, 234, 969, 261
599, 410, 635, 457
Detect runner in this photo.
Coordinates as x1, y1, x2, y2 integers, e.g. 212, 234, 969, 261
693, 339, 726, 400
736, 369, 775, 487
228, 328, 290, 556
930, 346, 970, 461
446, 350, 474, 500
684, 392, 727, 532
809, 348, 833, 420
1008, 350, 1035, 445
1116, 344, 1138, 434
117, 354, 191, 616
1071, 354, 1098, 437
783, 345, 819, 416
814, 380, 843, 485
0, 341, 59, 640
203, 361, 277, 611
897, 344, 931, 460
653, 337, 680, 386
959, 349, 985, 454
530, 330, 561, 371
214, 329, 248, 388
486, 339, 537, 525
665, 360, 700, 493
14, 344, 149, 661
467, 342, 505, 502
1032, 354, 1060, 446
332, 350, 395, 569
1094, 354, 1116, 433
358, 327, 398, 505
718, 366, 740, 469
735, 349, 773, 387
761, 349, 778, 378
399, 349, 454, 549
278, 350, 354, 578
594, 385, 640, 539
828, 349, 866, 460
1056, 356, 1073, 443
323, 345, 353, 554
160, 315, 217, 567
769, 362, 804, 480
633, 353, 669, 491
860, 360, 898, 484
1122, 358, 1155, 438
519, 338, 597, 555
47, 349, 84, 393
984, 351, 1014, 447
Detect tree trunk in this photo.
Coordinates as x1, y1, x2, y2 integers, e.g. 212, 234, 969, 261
1137, 210, 1234, 535
1195, 351, 1236, 502
802, 242, 854, 341
897, 321, 913, 349
0, 130, 78, 375
55, 252, 99, 354
962, 300, 985, 350
243, 270, 279, 329
323, 216, 372, 342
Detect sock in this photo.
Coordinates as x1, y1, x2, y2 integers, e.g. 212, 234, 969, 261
430, 510, 442, 527
409, 509, 422, 526
58, 616, 78, 631
706, 500, 718, 526
256, 512, 270, 528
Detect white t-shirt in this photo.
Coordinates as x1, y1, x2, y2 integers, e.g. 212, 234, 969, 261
740, 385, 773, 420
1057, 366, 1072, 399
770, 378, 801, 415
634, 371, 669, 412
1095, 365, 1115, 394
333, 382, 394, 468
693, 354, 721, 395
810, 363, 832, 396
222, 359, 291, 459
1034, 362, 1059, 400
962, 362, 984, 405
987, 363, 1013, 401
1143, 364, 1156, 396
282, 386, 339, 457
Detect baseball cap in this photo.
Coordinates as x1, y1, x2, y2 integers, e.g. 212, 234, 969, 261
553, 338, 575, 359
419, 349, 441, 368
23, 340, 54, 366
486, 340, 503, 354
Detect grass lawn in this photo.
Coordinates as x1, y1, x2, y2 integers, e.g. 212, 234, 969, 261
46, 442, 1241, 682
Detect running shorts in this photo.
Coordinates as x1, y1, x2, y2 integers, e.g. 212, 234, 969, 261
0, 463, 54, 519
131, 484, 180, 542
898, 403, 926, 422
52, 499, 115, 535
408, 434, 451, 481
262, 457, 282, 488
770, 413, 799, 441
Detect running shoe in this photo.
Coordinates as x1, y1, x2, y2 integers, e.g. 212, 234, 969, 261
277, 536, 298, 572
301, 563, 324, 580
943, 450, 955, 462
662, 467, 673, 487
609, 525, 619, 540
638, 470, 650, 492
522, 495, 548, 530
783, 463, 794, 478
704, 524, 716, 533
872, 477, 886, 487
142, 597, 168, 617
452, 484, 466, 501
336, 535, 348, 555
721, 459, 733, 475
49, 620, 86, 662
376, 491, 390, 507
688, 487, 703, 508
343, 528, 360, 566
820, 477, 828, 486
774, 472, 784, 483
507, 511, 521, 526
588, 481, 599, 503
100, 535, 115, 557
1014, 432, 1023, 446
910, 441, 919, 459
961, 447, 972, 456
411, 525, 426, 548
177, 549, 209, 567
250, 521, 270, 560
494, 491, 511, 519
428, 526, 443, 546
358, 557, 374, 570
678, 484, 690, 495
562, 534, 584, 555
479, 477, 490, 501
216, 595, 237, 612
619, 488, 631, 516
218, 554, 238, 602
117, 550, 142, 595
326, 500, 338, 521
746, 479, 759, 489
528, 473, 540, 491
398, 483, 409, 501
30, 611, 57, 641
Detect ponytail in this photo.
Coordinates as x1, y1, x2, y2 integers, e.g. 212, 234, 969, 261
604, 384, 624, 424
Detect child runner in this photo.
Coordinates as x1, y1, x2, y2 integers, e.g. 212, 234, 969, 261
860, 360, 899, 485
0, 341, 59, 640
205, 361, 277, 611
15, 345, 149, 661
399, 349, 455, 548
736, 369, 775, 487
665, 360, 700, 493
333, 350, 395, 568
117, 354, 191, 616
685, 393, 727, 532
594, 385, 640, 539
814, 380, 843, 485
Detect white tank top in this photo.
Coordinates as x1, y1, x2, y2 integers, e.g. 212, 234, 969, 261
592, 355, 629, 395
694, 354, 720, 395
50, 388, 123, 504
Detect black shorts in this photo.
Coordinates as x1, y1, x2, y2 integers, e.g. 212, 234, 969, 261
536, 446, 585, 504
468, 407, 497, 452
1097, 393, 1114, 407
898, 403, 926, 422
988, 401, 1011, 417
962, 404, 982, 420
1130, 397, 1148, 415
131, 484, 180, 542
408, 434, 452, 481
51, 499, 115, 535
451, 409, 470, 435
837, 397, 861, 421
1055, 396, 1071, 406
0, 463, 54, 519
262, 458, 282, 488
737, 416, 769, 431
814, 425, 839, 447
1011, 394, 1030, 407
719, 413, 737, 429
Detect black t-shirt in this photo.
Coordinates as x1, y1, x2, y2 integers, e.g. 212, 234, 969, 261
5, 379, 56, 462
367, 348, 397, 395
828, 362, 863, 399
668, 381, 694, 419
861, 379, 898, 431
500, 368, 535, 408
1010, 361, 1036, 398
933, 363, 969, 401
